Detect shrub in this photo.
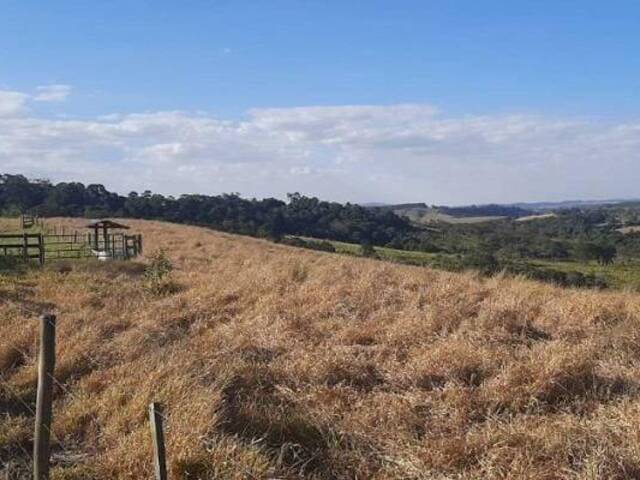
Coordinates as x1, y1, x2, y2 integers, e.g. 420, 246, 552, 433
462, 251, 499, 275
143, 249, 177, 295
359, 242, 377, 258
314, 240, 337, 252
279, 237, 336, 253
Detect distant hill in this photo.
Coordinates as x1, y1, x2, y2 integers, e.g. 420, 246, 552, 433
363, 199, 640, 224
366, 202, 532, 225
511, 199, 640, 211
435, 204, 533, 218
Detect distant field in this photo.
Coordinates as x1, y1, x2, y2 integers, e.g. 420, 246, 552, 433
533, 258, 640, 291
0, 217, 50, 234
394, 207, 506, 225
0, 217, 29, 232
515, 213, 557, 222
618, 225, 640, 234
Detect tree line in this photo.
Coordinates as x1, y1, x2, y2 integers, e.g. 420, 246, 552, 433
0, 174, 415, 246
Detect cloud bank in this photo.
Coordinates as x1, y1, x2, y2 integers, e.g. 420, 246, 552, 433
1, 86, 639, 204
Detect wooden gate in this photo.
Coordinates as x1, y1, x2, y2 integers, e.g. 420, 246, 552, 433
0, 233, 45, 264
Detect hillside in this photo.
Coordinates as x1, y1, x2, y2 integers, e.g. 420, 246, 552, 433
370, 204, 515, 225
3, 219, 640, 479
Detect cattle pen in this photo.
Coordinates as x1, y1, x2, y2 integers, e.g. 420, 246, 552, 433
0, 218, 143, 265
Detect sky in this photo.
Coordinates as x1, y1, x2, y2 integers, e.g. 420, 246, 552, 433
1, 0, 639, 205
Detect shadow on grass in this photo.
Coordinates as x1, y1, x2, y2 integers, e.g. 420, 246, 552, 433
217, 365, 377, 478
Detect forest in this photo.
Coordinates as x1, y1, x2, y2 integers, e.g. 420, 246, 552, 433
0, 174, 414, 245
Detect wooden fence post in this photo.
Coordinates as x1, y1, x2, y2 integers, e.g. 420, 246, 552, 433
34, 314, 56, 480
38, 234, 45, 265
149, 402, 168, 480
23, 233, 29, 261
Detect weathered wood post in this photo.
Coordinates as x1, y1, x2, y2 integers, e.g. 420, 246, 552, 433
23, 233, 28, 261
34, 314, 56, 480
38, 233, 45, 265
102, 224, 109, 252
148, 402, 168, 480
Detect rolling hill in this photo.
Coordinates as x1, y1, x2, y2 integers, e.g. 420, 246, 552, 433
2, 218, 640, 479
368, 203, 532, 225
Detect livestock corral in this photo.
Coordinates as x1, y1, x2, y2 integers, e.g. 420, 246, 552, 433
2, 219, 640, 479
0, 217, 142, 265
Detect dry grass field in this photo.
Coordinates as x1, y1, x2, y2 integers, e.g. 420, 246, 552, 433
3, 219, 640, 479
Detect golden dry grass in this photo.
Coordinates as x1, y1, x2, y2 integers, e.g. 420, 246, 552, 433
2, 218, 640, 479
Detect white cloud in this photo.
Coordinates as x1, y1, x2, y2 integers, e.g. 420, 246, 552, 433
0, 90, 29, 117
33, 84, 72, 102
0, 85, 72, 118
1, 97, 639, 203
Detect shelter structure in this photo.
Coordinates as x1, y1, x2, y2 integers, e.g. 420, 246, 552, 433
85, 219, 130, 252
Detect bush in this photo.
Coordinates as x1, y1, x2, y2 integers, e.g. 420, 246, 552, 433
280, 237, 336, 253
359, 242, 377, 258
462, 251, 500, 275
144, 249, 177, 295
279, 237, 307, 248
314, 240, 337, 252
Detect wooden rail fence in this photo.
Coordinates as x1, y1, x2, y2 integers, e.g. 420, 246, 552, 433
0, 232, 143, 265
0, 233, 45, 264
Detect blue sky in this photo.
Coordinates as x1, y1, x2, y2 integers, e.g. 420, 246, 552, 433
1, 1, 639, 203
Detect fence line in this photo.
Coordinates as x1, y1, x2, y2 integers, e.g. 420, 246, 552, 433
19, 312, 168, 479
0, 232, 142, 264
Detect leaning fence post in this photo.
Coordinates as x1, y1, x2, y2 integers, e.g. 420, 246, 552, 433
34, 314, 56, 480
149, 402, 168, 480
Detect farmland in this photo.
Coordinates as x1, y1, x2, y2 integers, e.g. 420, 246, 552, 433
3, 219, 640, 478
